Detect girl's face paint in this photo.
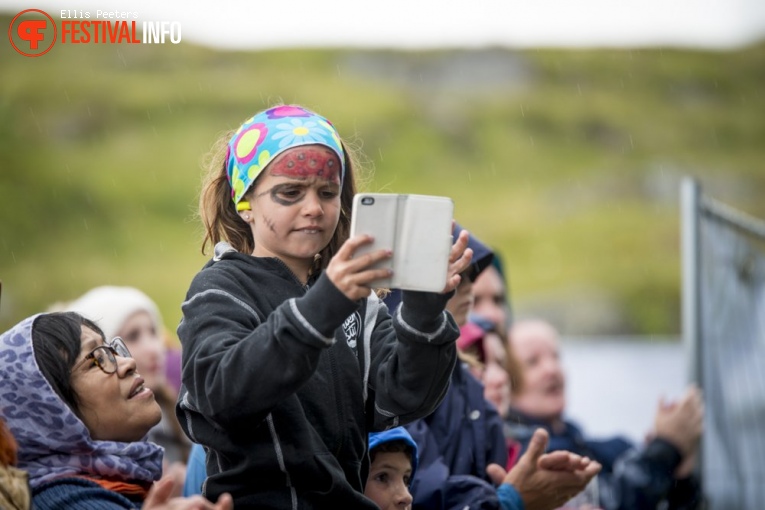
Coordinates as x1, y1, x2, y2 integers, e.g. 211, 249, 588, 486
268, 146, 341, 185
245, 145, 343, 281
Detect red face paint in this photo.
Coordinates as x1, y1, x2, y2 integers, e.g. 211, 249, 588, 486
268, 146, 341, 184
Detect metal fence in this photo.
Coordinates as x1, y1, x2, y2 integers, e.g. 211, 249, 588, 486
681, 178, 765, 510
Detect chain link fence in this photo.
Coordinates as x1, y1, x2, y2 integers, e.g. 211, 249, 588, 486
682, 178, 765, 510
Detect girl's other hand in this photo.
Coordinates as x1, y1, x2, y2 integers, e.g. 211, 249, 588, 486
326, 235, 394, 301
442, 228, 473, 294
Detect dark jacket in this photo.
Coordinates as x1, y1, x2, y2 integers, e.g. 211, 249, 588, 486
176, 245, 459, 509
406, 363, 508, 510
504, 409, 701, 510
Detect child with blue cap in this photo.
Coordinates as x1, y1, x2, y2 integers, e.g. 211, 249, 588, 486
366, 427, 418, 510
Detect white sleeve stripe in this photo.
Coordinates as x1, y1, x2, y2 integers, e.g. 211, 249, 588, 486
267, 414, 298, 510
395, 308, 448, 342
362, 295, 378, 403
179, 392, 198, 442
183, 289, 261, 325
288, 299, 335, 346
375, 403, 401, 427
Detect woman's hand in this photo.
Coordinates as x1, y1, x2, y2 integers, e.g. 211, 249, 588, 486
441, 227, 473, 294
486, 429, 602, 510
326, 234, 394, 301
653, 385, 704, 478
143, 465, 233, 509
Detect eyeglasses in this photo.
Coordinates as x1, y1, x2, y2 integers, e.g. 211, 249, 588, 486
73, 337, 132, 375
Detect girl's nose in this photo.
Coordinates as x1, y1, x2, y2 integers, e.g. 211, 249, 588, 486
302, 190, 324, 217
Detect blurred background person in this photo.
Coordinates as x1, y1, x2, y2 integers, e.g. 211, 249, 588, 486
457, 315, 519, 420
505, 318, 703, 510
471, 255, 512, 338
66, 286, 190, 469
388, 224, 601, 510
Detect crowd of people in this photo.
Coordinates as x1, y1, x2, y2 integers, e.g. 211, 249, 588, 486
0, 104, 703, 510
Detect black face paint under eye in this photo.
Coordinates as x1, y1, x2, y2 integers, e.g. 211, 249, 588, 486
259, 184, 303, 206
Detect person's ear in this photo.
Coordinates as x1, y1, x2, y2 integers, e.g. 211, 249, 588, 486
237, 201, 253, 223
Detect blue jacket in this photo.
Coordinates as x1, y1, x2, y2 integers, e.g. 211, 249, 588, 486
184, 443, 206, 497
405, 364, 509, 510
504, 409, 701, 510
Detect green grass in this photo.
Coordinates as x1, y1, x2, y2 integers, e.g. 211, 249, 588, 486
2, 15, 764, 335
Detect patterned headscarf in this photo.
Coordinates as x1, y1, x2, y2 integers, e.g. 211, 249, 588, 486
0, 315, 163, 489
226, 104, 346, 207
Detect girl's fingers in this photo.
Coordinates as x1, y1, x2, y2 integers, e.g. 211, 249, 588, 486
346, 248, 393, 272
336, 234, 374, 259
442, 273, 462, 294
451, 247, 473, 274
449, 229, 470, 263
331, 236, 391, 272
334, 267, 392, 297
352, 267, 394, 287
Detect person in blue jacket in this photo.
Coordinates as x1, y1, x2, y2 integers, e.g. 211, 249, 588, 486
385, 225, 602, 510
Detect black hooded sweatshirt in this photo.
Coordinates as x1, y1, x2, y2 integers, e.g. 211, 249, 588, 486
176, 243, 458, 509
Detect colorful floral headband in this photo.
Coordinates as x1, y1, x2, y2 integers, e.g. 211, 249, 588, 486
226, 105, 346, 207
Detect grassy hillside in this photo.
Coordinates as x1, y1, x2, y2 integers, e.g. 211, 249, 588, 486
1, 17, 764, 336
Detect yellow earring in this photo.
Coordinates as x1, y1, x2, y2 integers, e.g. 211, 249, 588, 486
236, 201, 251, 211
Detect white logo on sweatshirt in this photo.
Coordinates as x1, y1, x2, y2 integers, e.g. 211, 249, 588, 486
342, 312, 361, 351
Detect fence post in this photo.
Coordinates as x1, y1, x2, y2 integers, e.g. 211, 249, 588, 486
681, 178, 702, 385
680, 176, 703, 498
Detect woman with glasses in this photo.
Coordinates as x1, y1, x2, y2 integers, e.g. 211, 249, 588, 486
0, 312, 232, 510
66, 286, 191, 469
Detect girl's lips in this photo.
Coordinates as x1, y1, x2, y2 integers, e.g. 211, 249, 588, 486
295, 226, 323, 234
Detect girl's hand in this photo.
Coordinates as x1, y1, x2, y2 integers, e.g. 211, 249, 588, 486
326, 235, 394, 301
442, 228, 473, 294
